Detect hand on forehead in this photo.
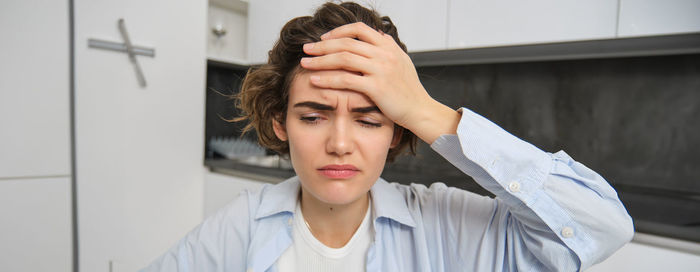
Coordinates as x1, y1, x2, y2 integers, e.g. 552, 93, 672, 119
292, 69, 376, 110
299, 22, 429, 130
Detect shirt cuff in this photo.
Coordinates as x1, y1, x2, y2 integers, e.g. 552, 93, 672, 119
430, 107, 553, 208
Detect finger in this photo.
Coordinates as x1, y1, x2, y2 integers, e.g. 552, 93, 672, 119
321, 22, 385, 46
300, 51, 376, 74
380, 32, 402, 50
303, 37, 378, 58
308, 70, 373, 95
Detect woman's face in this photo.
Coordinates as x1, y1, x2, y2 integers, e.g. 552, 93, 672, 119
273, 70, 400, 205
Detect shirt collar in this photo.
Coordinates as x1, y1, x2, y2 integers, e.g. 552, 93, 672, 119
254, 176, 416, 228
370, 177, 416, 228
254, 176, 300, 220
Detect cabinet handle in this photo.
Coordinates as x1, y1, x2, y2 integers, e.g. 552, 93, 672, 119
87, 18, 154, 88
117, 18, 147, 87
212, 24, 227, 38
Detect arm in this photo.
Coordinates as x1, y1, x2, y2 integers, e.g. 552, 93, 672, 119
424, 107, 633, 270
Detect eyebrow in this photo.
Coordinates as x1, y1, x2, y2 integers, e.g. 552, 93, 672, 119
293, 101, 381, 113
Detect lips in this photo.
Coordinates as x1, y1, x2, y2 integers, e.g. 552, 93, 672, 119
317, 164, 359, 179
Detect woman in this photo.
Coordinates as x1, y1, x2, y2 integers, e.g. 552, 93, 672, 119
143, 2, 633, 271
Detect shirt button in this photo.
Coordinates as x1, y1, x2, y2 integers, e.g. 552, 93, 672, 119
561, 227, 574, 238
508, 182, 521, 193
287, 218, 293, 226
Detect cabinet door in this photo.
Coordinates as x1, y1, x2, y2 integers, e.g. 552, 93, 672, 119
247, 0, 443, 63
0, 177, 72, 272
618, 0, 700, 37
0, 0, 71, 178
448, 0, 618, 48
247, 0, 325, 64
207, 3, 248, 64
373, 0, 448, 52
74, 0, 207, 271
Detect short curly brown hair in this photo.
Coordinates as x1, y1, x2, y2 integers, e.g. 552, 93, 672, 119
234, 1, 417, 162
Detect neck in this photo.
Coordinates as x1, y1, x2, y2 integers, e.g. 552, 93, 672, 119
299, 188, 370, 248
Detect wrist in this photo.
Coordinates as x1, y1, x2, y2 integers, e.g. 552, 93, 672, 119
406, 100, 461, 145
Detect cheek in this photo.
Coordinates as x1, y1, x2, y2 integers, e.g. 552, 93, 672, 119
361, 128, 395, 159
285, 122, 321, 160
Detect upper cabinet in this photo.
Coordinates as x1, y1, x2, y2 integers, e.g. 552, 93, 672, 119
0, 0, 71, 178
372, 0, 448, 52
618, 0, 700, 37
243, 0, 700, 65
447, 0, 618, 49
208, 0, 248, 64
246, 0, 447, 64
247, 0, 327, 64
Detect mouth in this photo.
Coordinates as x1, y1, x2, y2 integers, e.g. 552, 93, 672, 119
317, 164, 359, 179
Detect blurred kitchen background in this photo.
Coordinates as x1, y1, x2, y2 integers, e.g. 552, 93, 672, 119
2, 0, 700, 271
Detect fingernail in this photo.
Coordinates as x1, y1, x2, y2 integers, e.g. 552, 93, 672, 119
310, 75, 321, 83
303, 43, 314, 51
321, 32, 330, 40
300, 57, 312, 65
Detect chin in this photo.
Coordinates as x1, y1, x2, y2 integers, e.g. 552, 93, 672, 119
303, 177, 371, 205
317, 183, 365, 205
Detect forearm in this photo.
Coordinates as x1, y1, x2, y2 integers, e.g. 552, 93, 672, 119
405, 98, 461, 145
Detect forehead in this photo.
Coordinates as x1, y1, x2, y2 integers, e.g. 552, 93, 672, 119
289, 70, 375, 107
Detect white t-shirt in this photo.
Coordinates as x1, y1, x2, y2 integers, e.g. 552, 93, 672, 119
277, 198, 373, 272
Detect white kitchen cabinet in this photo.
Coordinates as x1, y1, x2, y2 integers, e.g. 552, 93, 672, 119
74, 0, 207, 270
0, 177, 72, 272
618, 0, 700, 37
370, 0, 448, 52
247, 0, 446, 64
0, 0, 71, 178
204, 171, 267, 217
448, 0, 618, 48
207, 1, 248, 64
247, 0, 325, 64
1, 1, 72, 271
587, 237, 700, 271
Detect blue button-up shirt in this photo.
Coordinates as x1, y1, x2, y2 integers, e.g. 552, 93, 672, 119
142, 108, 634, 272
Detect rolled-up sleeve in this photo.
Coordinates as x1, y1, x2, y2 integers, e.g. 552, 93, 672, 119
429, 107, 634, 271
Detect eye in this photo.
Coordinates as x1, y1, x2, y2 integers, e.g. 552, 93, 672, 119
300, 116, 322, 124
358, 119, 382, 128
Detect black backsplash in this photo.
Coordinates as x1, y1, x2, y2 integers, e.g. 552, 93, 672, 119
205, 54, 700, 241
414, 54, 700, 193
205, 63, 260, 159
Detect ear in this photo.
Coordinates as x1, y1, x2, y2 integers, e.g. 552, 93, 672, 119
272, 117, 288, 141
390, 126, 403, 148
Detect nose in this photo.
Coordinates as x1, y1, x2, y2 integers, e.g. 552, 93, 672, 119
326, 118, 354, 156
